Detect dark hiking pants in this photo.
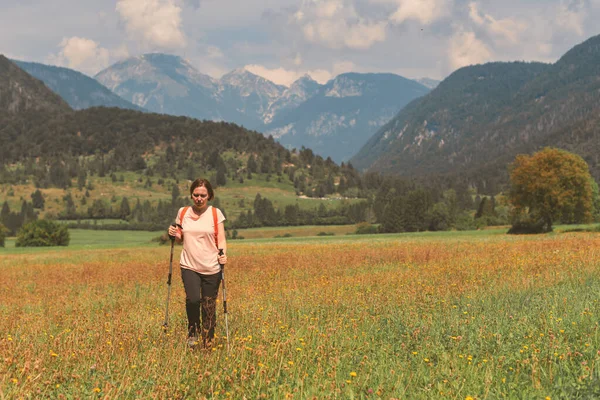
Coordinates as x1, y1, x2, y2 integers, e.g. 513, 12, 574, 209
180, 268, 221, 344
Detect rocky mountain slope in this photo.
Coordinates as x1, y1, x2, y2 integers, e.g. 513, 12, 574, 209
94, 54, 430, 162
266, 73, 430, 162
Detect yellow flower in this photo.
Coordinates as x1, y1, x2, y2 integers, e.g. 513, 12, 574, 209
94, 388, 101, 393
288, 361, 294, 366
349, 371, 357, 377
466, 397, 474, 400
424, 358, 430, 362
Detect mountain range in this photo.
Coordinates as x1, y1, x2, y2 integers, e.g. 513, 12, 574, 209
7, 32, 600, 189
351, 34, 600, 187
264, 73, 430, 162
7, 53, 432, 163
93, 54, 431, 162
13, 60, 143, 111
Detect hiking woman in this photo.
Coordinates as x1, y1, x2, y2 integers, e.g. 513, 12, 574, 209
168, 178, 227, 348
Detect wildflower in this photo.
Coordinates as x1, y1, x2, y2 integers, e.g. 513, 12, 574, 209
288, 361, 294, 366
93, 388, 101, 393
350, 371, 357, 377
466, 396, 474, 400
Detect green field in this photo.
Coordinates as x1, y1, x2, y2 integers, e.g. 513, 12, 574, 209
2, 228, 600, 398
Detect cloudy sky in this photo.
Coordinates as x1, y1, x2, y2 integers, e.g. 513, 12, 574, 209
1, 0, 599, 85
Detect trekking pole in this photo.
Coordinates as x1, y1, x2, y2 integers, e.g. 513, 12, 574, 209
218, 248, 230, 353
162, 224, 178, 331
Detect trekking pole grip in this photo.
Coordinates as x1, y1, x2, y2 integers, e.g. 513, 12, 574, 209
169, 223, 176, 241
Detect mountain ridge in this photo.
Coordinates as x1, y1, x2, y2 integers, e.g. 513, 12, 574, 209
13, 60, 144, 112
94, 54, 431, 162
350, 34, 600, 187
0, 55, 71, 115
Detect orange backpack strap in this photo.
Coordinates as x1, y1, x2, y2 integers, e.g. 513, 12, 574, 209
178, 206, 190, 227
212, 206, 219, 250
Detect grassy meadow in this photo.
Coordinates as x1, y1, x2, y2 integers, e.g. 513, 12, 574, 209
2, 229, 600, 398
0, 168, 359, 223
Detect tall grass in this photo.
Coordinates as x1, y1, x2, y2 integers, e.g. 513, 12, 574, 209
2, 232, 600, 398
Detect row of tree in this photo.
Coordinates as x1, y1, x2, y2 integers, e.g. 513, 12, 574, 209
231, 194, 370, 228
2, 148, 596, 238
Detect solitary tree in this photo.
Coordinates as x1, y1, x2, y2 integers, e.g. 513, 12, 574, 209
31, 190, 45, 210
509, 147, 593, 233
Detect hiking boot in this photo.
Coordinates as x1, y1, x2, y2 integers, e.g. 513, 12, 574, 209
187, 335, 199, 349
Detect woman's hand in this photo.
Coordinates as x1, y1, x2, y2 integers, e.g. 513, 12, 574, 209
218, 253, 227, 265
168, 225, 182, 240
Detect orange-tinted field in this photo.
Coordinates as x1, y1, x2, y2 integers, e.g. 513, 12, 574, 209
2, 233, 600, 398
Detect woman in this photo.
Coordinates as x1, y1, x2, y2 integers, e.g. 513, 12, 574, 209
168, 178, 227, 349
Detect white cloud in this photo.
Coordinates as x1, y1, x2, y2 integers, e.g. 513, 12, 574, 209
206, 46, 224, 59
116, 0, 186, 49
308, 69, 334, 84
448, 30, 492, 70
293, 53, 302, 66
332, 61, 356, 76
468, 2, 526, 45
46, 37, 111, 76
314, 0, 344, 18
244, 64, 332, 85
389, 0, 452, 25
555, 0, 586, 36
292, 0, 387, 50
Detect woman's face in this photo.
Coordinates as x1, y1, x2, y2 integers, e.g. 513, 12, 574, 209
191, 186, 209, 209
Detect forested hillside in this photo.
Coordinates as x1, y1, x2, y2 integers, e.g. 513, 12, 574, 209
0, 56, 542, 238
351, 34, 600, 192
0, 55, 71, 115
